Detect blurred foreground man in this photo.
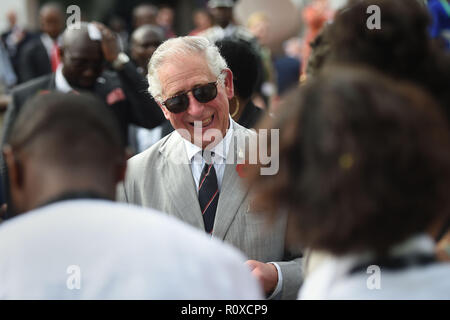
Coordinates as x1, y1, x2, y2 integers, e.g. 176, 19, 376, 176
0, 92, 263, 299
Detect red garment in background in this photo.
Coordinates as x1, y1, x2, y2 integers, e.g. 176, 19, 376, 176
50, 42, 60, 72
301, 1, 334, 74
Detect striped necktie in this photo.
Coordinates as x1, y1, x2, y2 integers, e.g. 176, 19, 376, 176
198, 151, 219, 234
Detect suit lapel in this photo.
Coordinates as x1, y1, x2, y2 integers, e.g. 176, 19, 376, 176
213, 122, 249, 239
160, 133, 205, 229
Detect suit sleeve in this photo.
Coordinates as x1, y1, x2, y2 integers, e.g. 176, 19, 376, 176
276, 257, 304, 300
116, 61, 165, 129
17, 41, 37, 83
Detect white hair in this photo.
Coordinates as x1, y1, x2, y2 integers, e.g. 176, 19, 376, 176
147, 36, 228, 103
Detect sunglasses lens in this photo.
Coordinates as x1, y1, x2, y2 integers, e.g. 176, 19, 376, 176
193, 83, 217, 103
165, 94, 189, 113
164, 82, 218, 113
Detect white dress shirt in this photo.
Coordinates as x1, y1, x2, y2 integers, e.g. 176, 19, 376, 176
181, 116, 234, 193
55, 65, 73, 93
40, 33, 62, 61
0, 199, 263, 299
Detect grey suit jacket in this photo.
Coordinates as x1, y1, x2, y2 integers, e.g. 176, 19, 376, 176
117, 120, 303, 299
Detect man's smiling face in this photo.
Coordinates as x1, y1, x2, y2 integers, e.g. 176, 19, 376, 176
158, 53, 233, 149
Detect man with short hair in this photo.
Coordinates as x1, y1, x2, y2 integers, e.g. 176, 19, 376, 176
18, 2, 65, 83
130, 24, 165, 76
128, 24, 170, 152
0, 22, 165, 216
118, 36, 303, 299
200, 0, 255, 44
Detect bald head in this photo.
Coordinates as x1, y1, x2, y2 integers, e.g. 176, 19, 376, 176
62, 23, 95, 49
60, 23, 104, 89
40, 2, 64, 39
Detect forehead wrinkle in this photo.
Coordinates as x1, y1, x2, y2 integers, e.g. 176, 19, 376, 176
159, 63, 214, 99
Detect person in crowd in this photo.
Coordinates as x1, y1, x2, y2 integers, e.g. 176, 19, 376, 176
304, 0, 450, 267
117, 36, 303, 300
247, 66, 450, 299
201, 0, 254, 44
0, 40, 17, 91
0, 40, 16, 141
132, 4, 158, 30
189, 9, 214, 36
162, 37, 265, 132
0, 22, 165, 217
129, 24, 165, 76
200, 1, 267, 108
215, 38, 264, 128
300, 0, 333, 75
1, 10, 32, 82
107, 15, 129, 52
316, 0, 450, 117
18, 2, 65, 83
0, 92, 263, 299
246, 12, 277, 110
156, 5, 176, 39
208, 0, 236, 34
304, 23, 331, 82
128, 24, 168, 153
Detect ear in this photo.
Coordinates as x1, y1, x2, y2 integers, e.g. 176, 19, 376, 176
223, 68, 234, 99
158, 102, 171, 120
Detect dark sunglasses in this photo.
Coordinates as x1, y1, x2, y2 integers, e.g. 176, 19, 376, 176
162, 79, 221, 114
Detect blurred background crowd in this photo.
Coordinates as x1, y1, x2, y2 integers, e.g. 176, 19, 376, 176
0, 0, 450, 299
0, 0, 346, 131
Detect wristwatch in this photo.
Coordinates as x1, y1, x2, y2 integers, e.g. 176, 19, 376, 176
112, 52, 130, 70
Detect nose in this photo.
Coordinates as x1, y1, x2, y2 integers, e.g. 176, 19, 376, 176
185, 91, 205, 117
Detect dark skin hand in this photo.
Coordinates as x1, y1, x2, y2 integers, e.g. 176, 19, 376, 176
93, 22, 120, 63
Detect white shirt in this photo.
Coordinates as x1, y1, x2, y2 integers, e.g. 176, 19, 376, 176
0, 199, 263, 299
136, 126, 163, 152
40, 33, 62, 61
181, 116, 234, 193
55, 64, 73, 93
299, 234, 450, 299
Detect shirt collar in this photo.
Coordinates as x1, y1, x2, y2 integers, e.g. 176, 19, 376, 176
55, 64, 73, 93
40, 33, 62, 55
181, 115, 234, 163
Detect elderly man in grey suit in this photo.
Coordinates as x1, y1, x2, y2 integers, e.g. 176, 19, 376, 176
117, 36, 302, 299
